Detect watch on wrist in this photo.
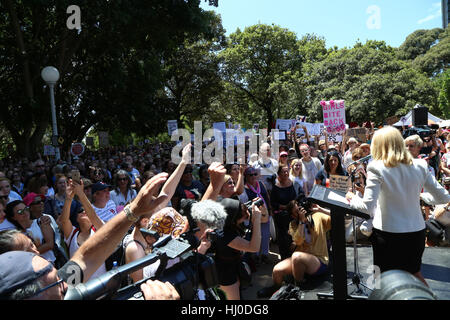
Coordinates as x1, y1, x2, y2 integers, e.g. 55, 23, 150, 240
124, 204, 139, 223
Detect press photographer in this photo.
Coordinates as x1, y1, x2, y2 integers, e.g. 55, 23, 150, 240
257, 195, 331, 298
207, 197, 263, 300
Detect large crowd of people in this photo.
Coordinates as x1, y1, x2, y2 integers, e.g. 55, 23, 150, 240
0, 122, 449, 300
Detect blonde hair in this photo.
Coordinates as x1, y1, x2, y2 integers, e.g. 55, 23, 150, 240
290, 158, 303, 179
371, 126, 413, 167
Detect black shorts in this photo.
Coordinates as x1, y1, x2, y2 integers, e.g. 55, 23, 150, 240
215, 260, 240, 286
370, 228, 426, 274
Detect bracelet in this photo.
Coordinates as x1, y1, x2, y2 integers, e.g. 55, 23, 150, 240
124, 204, 139, 223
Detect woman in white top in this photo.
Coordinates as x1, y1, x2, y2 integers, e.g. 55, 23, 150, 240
5, 200, 55, 263
289, 158, 308, 196
59, 179, 106, 280
110, 170, 137, 208
346, 126, 450, 286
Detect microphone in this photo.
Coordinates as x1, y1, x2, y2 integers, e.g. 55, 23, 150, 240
348, 154, 372, 168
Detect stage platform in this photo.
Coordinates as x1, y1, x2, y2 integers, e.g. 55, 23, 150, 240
241, 243, 450, 300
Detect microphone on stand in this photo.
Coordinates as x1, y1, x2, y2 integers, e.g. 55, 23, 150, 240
348, 154, 372, 168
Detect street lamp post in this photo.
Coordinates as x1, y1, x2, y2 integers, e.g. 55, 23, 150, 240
41, 66, 61, 161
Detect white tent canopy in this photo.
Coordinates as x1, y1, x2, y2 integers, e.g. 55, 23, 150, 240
393, 110, 444, 126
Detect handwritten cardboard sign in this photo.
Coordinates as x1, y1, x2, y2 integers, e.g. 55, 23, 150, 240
329, 175, 351, 193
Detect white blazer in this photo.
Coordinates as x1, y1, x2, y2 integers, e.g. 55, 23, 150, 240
350, 158, 450, 233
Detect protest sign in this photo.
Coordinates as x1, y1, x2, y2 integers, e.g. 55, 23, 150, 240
329, 175, 351, 193
98, 131, 109, 147
321, 100, 346, 133
346, 127, 367, 143
167, 120, 178, 136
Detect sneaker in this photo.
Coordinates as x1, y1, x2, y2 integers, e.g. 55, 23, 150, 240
360, 219, 373, 237
257, 285, 280, 299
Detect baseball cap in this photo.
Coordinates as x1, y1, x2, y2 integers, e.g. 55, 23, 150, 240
280, 151, 288, 157
91, 182, 112, 194
23, 193, 46, 206
0, 251, 53, 298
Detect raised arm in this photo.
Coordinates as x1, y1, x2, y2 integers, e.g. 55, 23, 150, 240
154, 143, 191, 212
70, 173, 169, 281
233, 163, 246, 196
201, 162, 226, 201
58, 181, 76, 240
72, 179, 104, 231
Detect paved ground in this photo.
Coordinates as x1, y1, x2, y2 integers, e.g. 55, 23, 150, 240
241, 241, 450, 300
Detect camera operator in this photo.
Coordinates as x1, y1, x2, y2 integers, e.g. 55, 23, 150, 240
0, 172, 180, 300
421, 134, 440, 179
209, 198, 263, 300
257, 197, 331, 298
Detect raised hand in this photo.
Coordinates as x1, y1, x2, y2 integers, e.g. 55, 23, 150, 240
129, 173, 169, 217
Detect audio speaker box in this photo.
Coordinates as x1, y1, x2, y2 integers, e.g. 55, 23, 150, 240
412, 107, 428, 126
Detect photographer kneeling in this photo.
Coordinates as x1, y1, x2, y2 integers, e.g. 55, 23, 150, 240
257, 198, 331, 298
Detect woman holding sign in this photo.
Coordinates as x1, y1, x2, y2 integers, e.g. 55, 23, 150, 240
314, 151, 347, 188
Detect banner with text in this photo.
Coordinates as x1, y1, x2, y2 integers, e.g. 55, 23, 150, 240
321, 100, 346, 134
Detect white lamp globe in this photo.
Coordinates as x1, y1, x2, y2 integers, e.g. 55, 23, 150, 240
41, 66, 60, 84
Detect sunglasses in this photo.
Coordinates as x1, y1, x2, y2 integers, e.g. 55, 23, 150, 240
30, 278, 64, 298
118, 177, 128, 181
17, 207, 30, 215
31, 200, 43, 205
280, 155, 288, 157
247, 173, 258, 177
0, 195, 8, 200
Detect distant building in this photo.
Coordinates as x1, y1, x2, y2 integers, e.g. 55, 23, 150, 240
443, 0, 449, 28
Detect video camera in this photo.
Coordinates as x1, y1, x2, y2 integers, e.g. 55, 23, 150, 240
64, 231, 218, 300
402, 125, 436, 139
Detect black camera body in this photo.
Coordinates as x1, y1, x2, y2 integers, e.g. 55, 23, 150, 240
244, 198, 265, 212
402, 126, 433, 139
296, 193, 313, 213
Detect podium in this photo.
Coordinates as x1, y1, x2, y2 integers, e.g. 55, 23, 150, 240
307, 185, 370, 300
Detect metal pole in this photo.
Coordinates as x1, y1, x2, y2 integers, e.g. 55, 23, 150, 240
49, 83, 61, 161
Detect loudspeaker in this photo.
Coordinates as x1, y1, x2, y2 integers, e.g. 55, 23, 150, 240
412, 106, 428, 126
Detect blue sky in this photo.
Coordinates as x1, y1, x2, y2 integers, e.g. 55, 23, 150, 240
200, 0, 444, 48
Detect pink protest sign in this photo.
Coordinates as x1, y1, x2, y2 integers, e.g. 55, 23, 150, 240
320, 100, 346, 133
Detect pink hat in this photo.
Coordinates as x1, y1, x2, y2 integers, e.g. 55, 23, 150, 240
23, 193, 45, 206
280, 151, 288, 157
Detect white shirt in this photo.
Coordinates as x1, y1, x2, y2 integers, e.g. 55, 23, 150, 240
26, 219, 56, 263
110, 189, 137, 207
350, 159, 450, 233
301, 157, 322, 192
7, 190, 22, 203
0, 219, 16, 231
93, 200, 117, 222
65, 226, 107, 280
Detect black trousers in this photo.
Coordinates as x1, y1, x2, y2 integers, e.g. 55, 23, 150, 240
273, 211, 293, 260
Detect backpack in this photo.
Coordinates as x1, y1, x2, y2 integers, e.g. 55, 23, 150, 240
425, 218, 448, 246
270, 284, 303, 300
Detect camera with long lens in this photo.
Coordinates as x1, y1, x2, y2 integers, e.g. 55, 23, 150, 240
64, 231, 218, 300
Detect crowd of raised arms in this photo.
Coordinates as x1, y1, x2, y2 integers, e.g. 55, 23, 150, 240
0, 122, 449, 300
